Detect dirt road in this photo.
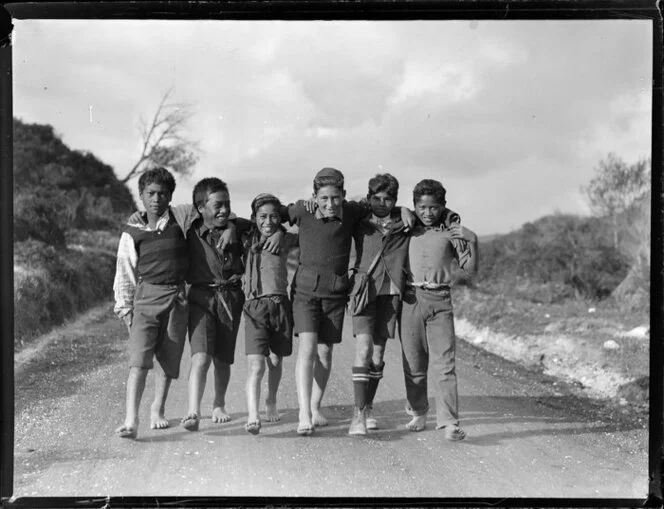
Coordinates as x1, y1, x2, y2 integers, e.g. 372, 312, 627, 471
12, 303, 647, 499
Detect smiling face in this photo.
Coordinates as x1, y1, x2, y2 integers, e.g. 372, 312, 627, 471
414, 194, 444, 227
140, 182, 172, 220
198, 190, 231, 229
314, 185, 345, 218
369, 191, 396, 219
255, 203, 281, 238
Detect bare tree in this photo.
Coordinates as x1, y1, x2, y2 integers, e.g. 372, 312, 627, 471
121, 88, 200, 184
581, 153, 650, 249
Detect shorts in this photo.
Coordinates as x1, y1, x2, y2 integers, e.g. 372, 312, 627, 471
352, 294, 401, 338
188, 285, 245, 365
129, 281, 188, 379
244, 295, 293, 357
292, 293, 346, 344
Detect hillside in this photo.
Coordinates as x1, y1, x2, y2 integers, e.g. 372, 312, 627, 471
13, 118, 135, 245
13, 118, 136, 345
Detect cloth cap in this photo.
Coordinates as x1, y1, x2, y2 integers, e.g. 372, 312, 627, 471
251, 193, 282, 214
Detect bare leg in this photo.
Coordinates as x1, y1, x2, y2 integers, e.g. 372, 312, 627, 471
311, 342, 334, 426
245, 354, 265, 434
182, 352, 211, 430
212, 358, 232, 422
265, 352, 283, 422
116, 366, 148, 438
295, 332, 317, 434
150, 364, 172, 429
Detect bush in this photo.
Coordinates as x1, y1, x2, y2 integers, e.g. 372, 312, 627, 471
479, 214, 630, 302
13, 192, 67, 246
14, 238, 117, 346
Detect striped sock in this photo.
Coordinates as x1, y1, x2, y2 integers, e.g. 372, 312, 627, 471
352, 367, 371, 409
367, 361, 385, 407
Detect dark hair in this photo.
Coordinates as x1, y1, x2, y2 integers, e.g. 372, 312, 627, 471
251, 193, 283, 218
192, 177, 229, 209
412, 179, 447, 207
313, 167, 345, 193
138, 167, 176, 195
367, 173, 399, 200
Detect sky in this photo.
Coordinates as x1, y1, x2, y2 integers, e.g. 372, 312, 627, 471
12, 19, 652, 235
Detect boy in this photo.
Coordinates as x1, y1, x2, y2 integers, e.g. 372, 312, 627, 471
348, 173, 410, 435
281, 168, 414, 435
242, 193, 298, 434
181, 178, 284, 431
399, 179, 478, 440
113, 167, 189, 439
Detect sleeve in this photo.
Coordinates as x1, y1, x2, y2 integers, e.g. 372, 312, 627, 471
443, 209, 471, 269
345, 200, 371, 225
284, 203, 302, 226
113, 231, 138, 318
284, 232, 299, 250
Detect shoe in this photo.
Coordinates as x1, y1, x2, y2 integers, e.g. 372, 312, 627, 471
365, 406, 378, 430
348, 407, 367, 436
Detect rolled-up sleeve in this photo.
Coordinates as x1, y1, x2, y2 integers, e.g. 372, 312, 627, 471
113, 232, 138, 318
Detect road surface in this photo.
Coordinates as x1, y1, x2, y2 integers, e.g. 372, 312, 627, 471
12, 303, 647, 499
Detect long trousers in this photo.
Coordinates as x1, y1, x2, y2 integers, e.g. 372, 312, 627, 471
399, 286, 459, 428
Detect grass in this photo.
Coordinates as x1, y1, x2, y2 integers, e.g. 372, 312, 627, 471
13, 230, 119, 349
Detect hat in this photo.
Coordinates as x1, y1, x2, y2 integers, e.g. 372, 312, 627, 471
251, 193, 282, 214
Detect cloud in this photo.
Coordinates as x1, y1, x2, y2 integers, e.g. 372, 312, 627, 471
12, 18, 652, 235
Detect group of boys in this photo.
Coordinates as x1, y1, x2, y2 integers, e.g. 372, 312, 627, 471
113, 166, 478, 441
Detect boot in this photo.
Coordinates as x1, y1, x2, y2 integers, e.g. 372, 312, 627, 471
348, 406, 367, 435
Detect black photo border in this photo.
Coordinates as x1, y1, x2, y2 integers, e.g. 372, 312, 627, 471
0, 1, 661, 507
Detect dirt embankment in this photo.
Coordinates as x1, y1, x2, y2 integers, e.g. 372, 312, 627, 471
453, 286, 649, 409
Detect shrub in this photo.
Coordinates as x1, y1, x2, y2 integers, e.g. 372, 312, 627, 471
14, 238, 116, 346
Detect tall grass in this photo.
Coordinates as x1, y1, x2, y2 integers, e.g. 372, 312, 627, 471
14, 233, 118, 348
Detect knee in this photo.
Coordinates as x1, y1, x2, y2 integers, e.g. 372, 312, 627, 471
191, 354, 212, 371
248, 359, 266, 377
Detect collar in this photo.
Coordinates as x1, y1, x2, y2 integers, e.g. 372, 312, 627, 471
135, 208, 172, 232
196, 219, 227, 238
315, 205, 344, 222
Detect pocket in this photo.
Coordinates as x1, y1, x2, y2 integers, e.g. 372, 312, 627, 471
296, 266, 319, 292
333, 273, 350, 294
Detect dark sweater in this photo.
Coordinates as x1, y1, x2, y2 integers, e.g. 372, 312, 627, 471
124, 212, 188, 285
284, 201, 367, 299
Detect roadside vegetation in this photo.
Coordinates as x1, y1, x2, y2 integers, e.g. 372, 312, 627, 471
453, 155, 651, 407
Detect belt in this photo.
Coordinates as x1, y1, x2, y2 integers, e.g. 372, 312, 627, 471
408, 282, 450, 291
193, 276, 242, 320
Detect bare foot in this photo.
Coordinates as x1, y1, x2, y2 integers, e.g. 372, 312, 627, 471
311, 409, 328, 427
297, 410, 314, 436
245, 419, 261, 435
181, 413, 200, 431
212, 406, 231, 423
406, 415, 427, 432
115, 423, 138, 439
265, 403, 280, 422
150, 404, 169, 429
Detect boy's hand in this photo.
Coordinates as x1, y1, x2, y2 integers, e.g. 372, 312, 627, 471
217, 223, 237, 252
263, 229, 284, 254
400, 207, 416, 231
301, 197, 317, 215
128, 211, 145, 226
446, 224, 478, 243
122, 312, 133, 332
